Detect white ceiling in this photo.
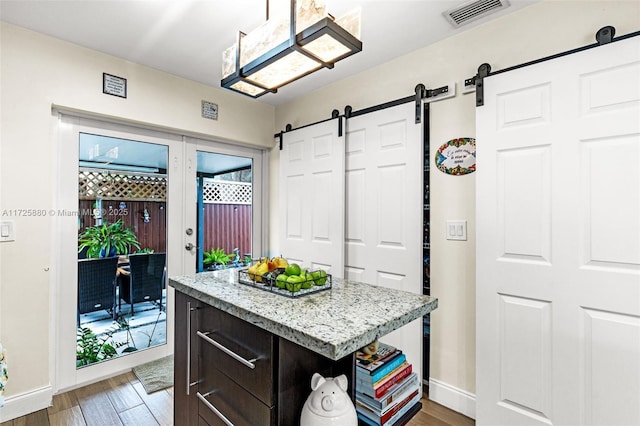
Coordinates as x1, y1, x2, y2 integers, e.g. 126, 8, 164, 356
0, 0, 537, 106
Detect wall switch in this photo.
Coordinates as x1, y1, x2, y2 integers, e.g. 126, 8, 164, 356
0, 221, 15, 242
446, 220, 467, 241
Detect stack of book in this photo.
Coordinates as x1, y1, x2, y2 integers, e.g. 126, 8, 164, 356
355, 342, 422, 426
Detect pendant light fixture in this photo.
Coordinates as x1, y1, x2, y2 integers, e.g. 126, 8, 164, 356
221, 0, 362, 98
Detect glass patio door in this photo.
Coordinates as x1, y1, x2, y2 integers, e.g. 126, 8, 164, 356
76, 133, 169, 365
54, 114, 266, 393
184, 137, 265, 272
55, 114, 183, 391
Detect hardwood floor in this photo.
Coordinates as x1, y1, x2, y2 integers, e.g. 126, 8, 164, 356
1, 375, 473, 426
0, 372, 173, 426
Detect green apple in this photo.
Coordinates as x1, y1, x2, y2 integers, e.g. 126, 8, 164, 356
286, 275, 304, 284
311, 270, 327, 285
301, 273, 314, 289
285, 275, 304, 292
285, 263, 301, 276
275, 274, 288, 289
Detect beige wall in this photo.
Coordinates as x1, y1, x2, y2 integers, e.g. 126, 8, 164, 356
272, 0, 640, 399
1, 0, 638, 417
0, 22, 274, 401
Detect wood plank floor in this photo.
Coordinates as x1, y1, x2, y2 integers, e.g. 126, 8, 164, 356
1, 375, 473, 426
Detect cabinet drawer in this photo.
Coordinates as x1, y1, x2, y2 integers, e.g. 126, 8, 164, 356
198, 306, 275, 405
197, 366, 274, 426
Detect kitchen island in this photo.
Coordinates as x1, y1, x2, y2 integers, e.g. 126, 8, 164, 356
170, 269, 437, 425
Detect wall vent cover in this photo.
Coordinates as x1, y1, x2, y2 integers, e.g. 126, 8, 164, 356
444, 0, 510, 27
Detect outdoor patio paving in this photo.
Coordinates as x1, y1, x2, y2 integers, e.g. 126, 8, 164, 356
78, 290, 167, 357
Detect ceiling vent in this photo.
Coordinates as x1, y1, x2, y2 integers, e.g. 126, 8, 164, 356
444, 0, 510, 27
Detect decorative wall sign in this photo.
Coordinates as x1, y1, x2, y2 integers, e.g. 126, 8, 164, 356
103, 73, 127, 98
435, 137, 476, 175
201, 100, 219, 120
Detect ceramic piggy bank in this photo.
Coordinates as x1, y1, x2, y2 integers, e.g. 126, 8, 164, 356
300, 373, 357, 426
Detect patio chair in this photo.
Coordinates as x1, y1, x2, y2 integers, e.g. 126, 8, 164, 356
77, 257, 119, 325
120, 253, 166, 316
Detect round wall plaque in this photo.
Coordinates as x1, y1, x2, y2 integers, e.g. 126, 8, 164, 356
435, 137, 476, 175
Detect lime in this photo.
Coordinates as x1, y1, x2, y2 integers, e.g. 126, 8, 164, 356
285, 263, 301, 276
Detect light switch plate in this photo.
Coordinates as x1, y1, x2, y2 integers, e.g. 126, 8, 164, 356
0, 220, 15, 242
446, 220, 467, 241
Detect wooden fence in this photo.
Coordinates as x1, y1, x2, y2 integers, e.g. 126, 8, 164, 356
201, 204, 252, 258
78, 200, 251, 259
78, 171, 252, 259
79, 200, 167, 253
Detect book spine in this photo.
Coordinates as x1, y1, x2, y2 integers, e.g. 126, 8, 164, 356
356, 362, 409, 394
379, 380, 420, 414
357, 349, 402, 372
383, 393, 422, 426
370, 353, 407, 382
356, 401, 381, 425
356, 353, 407, 385
356, 411, 378, 426
356, 373, 419, 411
356, 342, 397, 365
380, 388, 420, 424
356, 386, 421, 425
374, 364, 412, 398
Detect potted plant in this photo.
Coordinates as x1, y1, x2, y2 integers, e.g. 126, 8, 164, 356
78, 219, 140, 258
203, 248, 233, 270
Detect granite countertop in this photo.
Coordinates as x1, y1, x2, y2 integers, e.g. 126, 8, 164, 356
169, 269, 438, 360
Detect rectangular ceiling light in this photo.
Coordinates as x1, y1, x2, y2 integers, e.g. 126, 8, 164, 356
221, 0, 362, 98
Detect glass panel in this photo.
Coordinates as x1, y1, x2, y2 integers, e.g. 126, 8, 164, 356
244, 50, 322, 89
230, 79, 268, 97
222, 0, 327, 77
239, 13, 290, 69
221, 44, 237, 79
196, 152, 253, 272
301, 33, 352, 63
77, 133, 168, 368
335, 8, 362, 39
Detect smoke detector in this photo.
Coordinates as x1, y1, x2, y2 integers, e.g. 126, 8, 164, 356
444, 0, 510, 27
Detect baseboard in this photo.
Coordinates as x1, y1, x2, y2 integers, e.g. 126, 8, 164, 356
428, 378, 476, 420
0, 385, 53, 422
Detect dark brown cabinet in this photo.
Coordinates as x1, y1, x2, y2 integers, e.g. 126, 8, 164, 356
174, 291, 354, 426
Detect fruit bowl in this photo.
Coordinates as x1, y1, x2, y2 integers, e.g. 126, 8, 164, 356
238, 261, 332, 298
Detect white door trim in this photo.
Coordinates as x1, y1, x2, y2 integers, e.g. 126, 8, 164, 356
51, 112, 268, 397
53, 114, 180, 393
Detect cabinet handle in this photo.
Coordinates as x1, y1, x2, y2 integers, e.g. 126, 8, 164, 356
186, 302, 199, 395
196, 331, 258, 369
197, 391, 234, 426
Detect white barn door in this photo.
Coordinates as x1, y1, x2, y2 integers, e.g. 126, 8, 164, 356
477, 36, 640, 425
279, 118, 345, 275
345, 102, 424, 381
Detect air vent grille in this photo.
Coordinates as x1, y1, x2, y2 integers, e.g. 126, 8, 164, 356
445, 0, 510, 27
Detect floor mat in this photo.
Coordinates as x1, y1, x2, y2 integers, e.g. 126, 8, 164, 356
132, 354, 173, 394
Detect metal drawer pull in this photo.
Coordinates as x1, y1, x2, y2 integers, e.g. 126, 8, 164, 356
186, 302, 198, 395
197, 391, 234, 426
196, 331, 257, 369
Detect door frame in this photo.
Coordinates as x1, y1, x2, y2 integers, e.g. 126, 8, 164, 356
184, 136, 267, 270
53, 113, 181, 392
52, 111, 267, 393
